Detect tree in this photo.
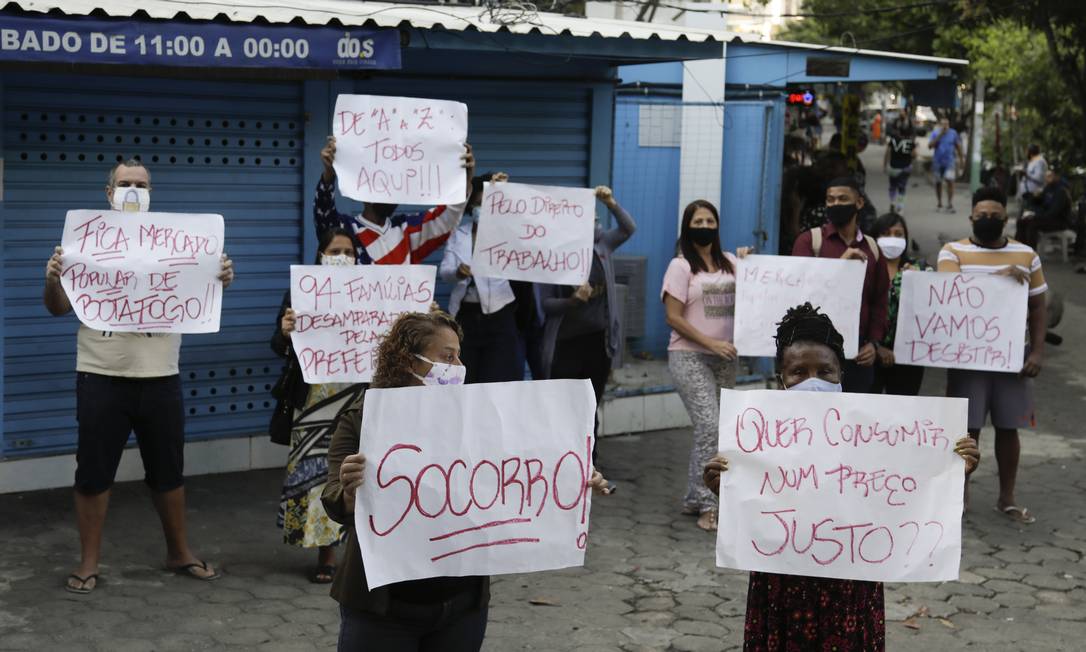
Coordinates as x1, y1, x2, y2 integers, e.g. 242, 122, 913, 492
968, 1, 1086, 165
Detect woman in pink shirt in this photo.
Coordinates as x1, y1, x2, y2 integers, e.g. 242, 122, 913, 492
661, 200, 745, 532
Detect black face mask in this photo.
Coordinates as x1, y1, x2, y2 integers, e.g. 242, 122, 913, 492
971, 216, 1006, 242
825, 204, 857, 227
689, 227, 718, 247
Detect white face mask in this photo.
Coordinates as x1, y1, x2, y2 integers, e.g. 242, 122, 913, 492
412, 355, 467, 386
786, 377, 843, 393
111, 186, 150, 212
321, 253, 354, 267
877, 236, 907, 260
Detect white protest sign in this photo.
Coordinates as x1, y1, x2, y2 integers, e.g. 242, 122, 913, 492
734, 255, 866, 358
356, 379, 596, 588
894, 271, 1028, 373
289, 264, 435, 383
716, 389, 966, 583
59, 210, 224, 333
471, 182, 596, 285
332, 94, 468, 206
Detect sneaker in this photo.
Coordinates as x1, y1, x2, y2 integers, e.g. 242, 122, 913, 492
946, 205, 956, 214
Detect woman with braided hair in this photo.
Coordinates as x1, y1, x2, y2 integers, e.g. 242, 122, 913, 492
702, 303, 979, 651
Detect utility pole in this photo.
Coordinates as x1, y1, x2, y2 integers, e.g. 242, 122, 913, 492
969, 77, 985, 192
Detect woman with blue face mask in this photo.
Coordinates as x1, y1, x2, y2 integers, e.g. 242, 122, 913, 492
702, 303, 979, 651
269, 228, 362, 584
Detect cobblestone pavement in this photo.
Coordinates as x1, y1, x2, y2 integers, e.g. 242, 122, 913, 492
1, 402, 1083, 652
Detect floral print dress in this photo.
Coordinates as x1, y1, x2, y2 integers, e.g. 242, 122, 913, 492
277, 383, 363, 548
744, 571, 885, 651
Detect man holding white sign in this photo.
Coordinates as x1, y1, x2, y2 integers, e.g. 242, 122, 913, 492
791, 176, 890, 393
43, 160, 234, 594
937, 187, 1048, 525
321, 311, 608, 650
704, 304, 978, 651
315, 95, 476, 265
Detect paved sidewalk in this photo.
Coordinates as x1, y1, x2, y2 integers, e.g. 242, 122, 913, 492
0, 407, 1083, 652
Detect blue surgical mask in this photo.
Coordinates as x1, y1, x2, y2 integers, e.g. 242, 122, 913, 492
468, 207, 481, 223
786, 377, 843, 393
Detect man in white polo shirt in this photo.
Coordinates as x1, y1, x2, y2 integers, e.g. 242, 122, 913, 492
43, 160, 235, 594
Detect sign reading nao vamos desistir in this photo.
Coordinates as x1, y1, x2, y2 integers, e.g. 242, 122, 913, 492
0, 16, 401, 70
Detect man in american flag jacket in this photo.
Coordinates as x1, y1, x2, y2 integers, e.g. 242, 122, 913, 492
313, 135, 476, 265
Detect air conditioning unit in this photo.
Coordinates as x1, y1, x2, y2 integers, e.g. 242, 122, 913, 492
613, 255, 647, 339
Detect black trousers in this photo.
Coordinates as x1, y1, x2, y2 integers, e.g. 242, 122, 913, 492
457, 303, 522, 384
841, 360, 875, 394
337, 598, 487, 652
550, 330, 610, 463
872, 363, 926, 396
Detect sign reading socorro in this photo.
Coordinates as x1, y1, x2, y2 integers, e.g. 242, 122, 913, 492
716, 389, 967, 583
289, 264, 435, 384
471, 182, 596, 285
893, 271, 1028, 373
59, 210, 224, 334
332, 94, 468, 206
0, 15, 401, 70
356, 379, 597, 588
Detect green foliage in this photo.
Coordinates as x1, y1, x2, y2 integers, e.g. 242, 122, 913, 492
770, 0, 1086, 165
775, 0, 961, 56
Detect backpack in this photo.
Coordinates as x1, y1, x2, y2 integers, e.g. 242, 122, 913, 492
811, 227, 880, 262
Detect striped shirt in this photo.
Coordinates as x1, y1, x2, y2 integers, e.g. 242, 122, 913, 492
937, 238, 1047, 296
313, 179, 465, 265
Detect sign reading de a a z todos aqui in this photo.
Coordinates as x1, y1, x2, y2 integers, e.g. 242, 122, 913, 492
0, 15, 401, 70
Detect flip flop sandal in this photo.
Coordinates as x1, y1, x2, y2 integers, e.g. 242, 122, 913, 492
696, 510, 718, 532
168, 560, 222, 582
65, 573, 99, 595
310, 564, 337, 584
995, 505, 1036, 524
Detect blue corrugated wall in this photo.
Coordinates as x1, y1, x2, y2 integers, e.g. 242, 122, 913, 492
612, 95, 785, 358
1, 69, 611, 458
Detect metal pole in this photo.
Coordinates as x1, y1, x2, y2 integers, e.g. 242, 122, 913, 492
969, 77, 985, 193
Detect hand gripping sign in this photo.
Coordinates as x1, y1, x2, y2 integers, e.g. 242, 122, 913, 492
471, 182, 597, 285
59, 210, 224, 333
356, 379, 596, 588
734, 255, 866, 359
716, 389, 967, 583
289, 264, 436, 384
893, 271, 1028, 373
332, 94, 468, 206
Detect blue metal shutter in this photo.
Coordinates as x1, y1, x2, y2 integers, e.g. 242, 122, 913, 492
2, 72, 304, 457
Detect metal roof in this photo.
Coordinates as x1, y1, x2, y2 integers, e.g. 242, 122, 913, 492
9, 0, 728, 43
740, 37, 968, 67
9, 1, 967, 66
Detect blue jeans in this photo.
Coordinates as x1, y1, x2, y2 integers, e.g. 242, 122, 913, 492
337, 600, 488, 652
